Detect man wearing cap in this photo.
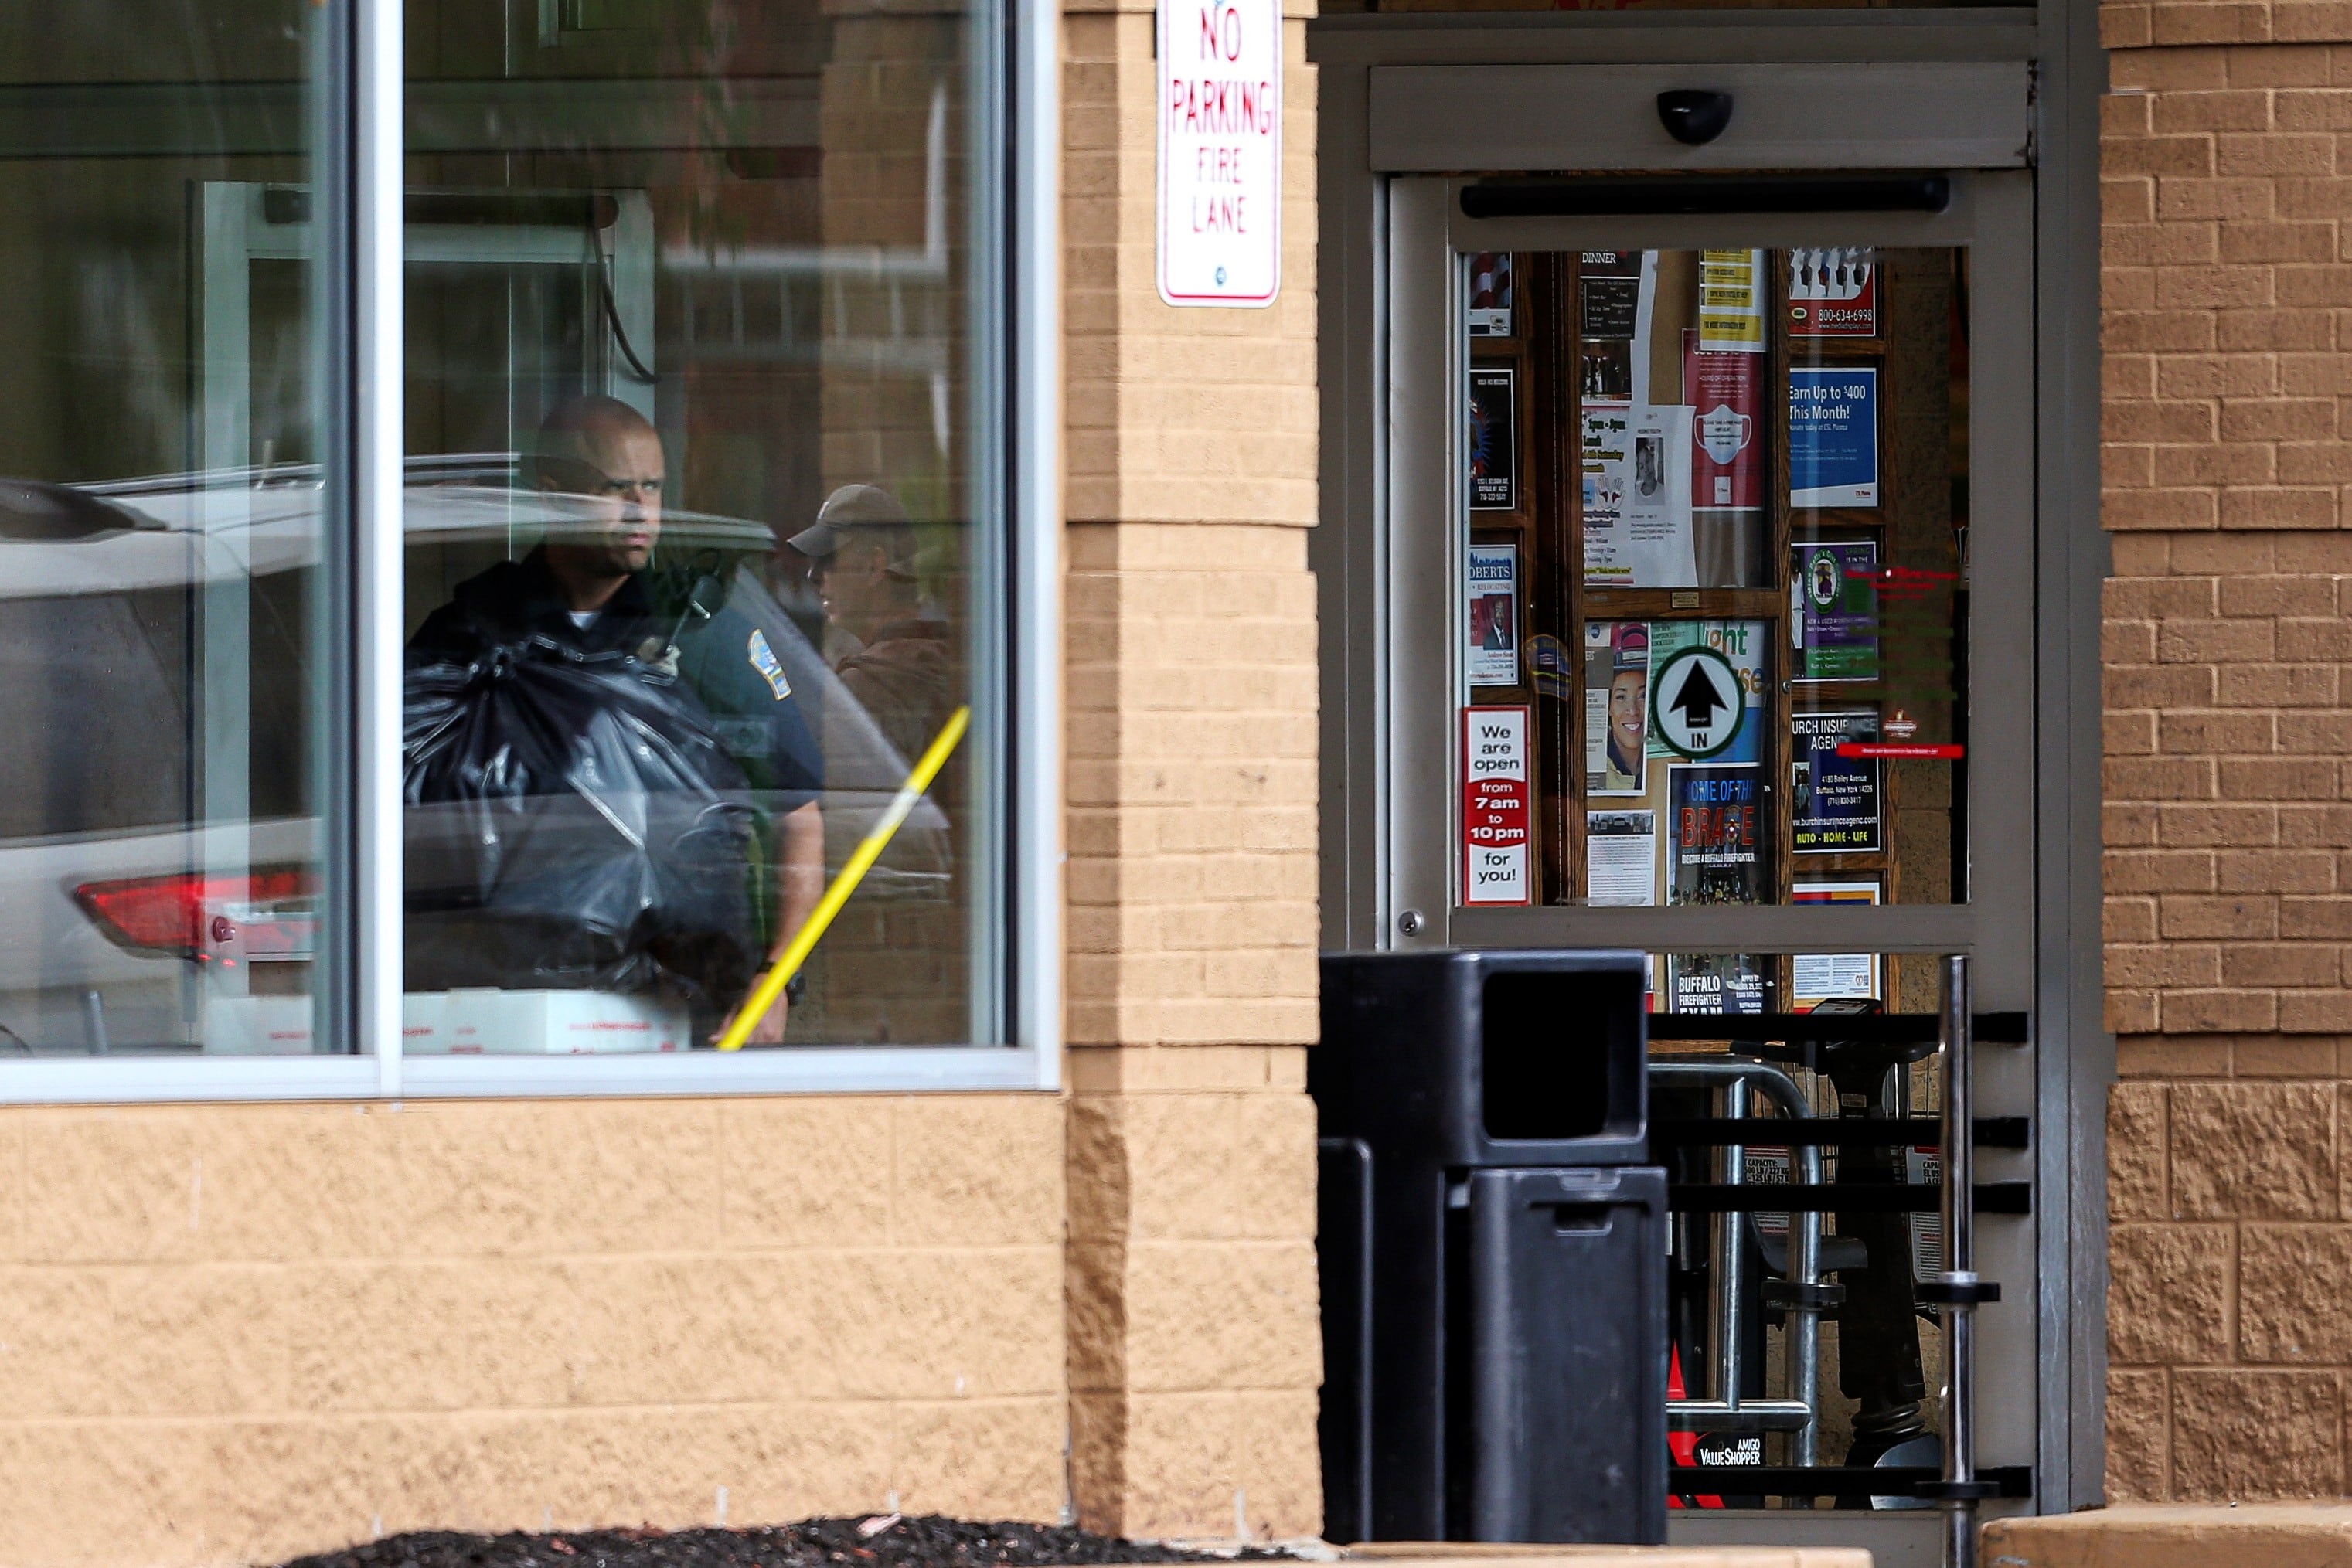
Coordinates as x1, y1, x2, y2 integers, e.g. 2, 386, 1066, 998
409, 394, 824, 1044
791, 485, 955, 770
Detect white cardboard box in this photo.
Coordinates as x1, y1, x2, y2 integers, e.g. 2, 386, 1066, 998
205, 990, 690, 1055
200, 994, 315, 1054
421, 988, 690, 1054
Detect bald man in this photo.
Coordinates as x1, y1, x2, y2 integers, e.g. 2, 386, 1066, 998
408, 395, 823, 1044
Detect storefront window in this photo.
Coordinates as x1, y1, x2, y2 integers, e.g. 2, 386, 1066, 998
0, 2, 328, 1055
0, 0, 1030, 1080
397, 0, 1005, 1052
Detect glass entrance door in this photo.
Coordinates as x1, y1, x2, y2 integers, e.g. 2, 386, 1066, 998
1380, 175, 2038, 1559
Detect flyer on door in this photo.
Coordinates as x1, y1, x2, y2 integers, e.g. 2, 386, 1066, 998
1669, 952, 1768, 1015
1792, 879, 1882, 1005
1469, 366, 1519, 512
1666, 762, 1765, 906
1789, 366, 1881, 508
1794, 540, 1882, 681
1462, 705, 1532, 906
1789, 248, 1880, 338
1585, 809, 1657, 907
1793, 709, 1884, 852
1683, 329, 1762, 514
1468, 252, 1514, 338
1466, 543, 1520, 686
1697, 249, 1765, 354
1582, 403, 1696, 585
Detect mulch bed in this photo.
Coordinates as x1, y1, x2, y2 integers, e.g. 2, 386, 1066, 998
277, 1514, 1303, 1568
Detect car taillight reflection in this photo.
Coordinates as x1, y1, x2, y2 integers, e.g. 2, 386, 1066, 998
73, 867, 318, 963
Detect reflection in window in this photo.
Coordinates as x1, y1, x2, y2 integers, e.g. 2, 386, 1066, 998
0, 5, 326, 1054
396, 0, 1002, 1050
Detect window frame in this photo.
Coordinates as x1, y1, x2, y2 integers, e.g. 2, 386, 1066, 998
1, 0, 1060, 1104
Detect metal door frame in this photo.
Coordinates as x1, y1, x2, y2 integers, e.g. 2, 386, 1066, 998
1311, 10, 2109, 1549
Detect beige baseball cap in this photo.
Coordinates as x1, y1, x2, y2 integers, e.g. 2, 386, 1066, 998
788, 483, 912, 559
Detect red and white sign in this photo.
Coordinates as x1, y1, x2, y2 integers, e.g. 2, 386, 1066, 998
1789, 247, 1878, 338
1684, 329, 1763, 513
1156, 0, 1282, 308
1838, 742, 1965, 761
1462, 705, 1533, 906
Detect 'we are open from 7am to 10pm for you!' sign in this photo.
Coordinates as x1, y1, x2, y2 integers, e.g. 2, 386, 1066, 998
1157, 0, 1281, 307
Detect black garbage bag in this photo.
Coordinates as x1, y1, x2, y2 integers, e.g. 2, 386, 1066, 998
402, 634, 760, 1012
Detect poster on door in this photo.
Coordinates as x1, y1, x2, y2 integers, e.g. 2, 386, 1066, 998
1669, 952, 1768, 1015
1697, 249, 1765, 354
1789, 248, 1879, 338
1466, 543, 1520, 686
1789, 366, 1881, 508
1795, 541, 1882, 682
1792, 879, 1882, 1005
1156, 0, 1282, 307
1666, 762, 1765, 906
1585, 808, 1656, 907
1469, 366, 1518, 512
1582, 403, 1696, 584
1584, 621, 1651, 796
1683, 330, 1763, 513
1792, 710, 1883, 852
1462, 705, 1532, 906
1468, 252, 1514, 338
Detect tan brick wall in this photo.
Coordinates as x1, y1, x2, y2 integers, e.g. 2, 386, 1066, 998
1066, 1046, 1321, 1538
0, 1097, 1065, 1567
2102, 10, 2352, 1502
1058, 0, 1324, 1538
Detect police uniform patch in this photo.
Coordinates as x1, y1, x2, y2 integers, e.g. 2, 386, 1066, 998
747, 628, 791, 699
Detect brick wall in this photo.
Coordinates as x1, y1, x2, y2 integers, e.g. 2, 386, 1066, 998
0, 1097, 1065, 1567
2102, 8, 2352, 1500
1059, 0, 1324, 1537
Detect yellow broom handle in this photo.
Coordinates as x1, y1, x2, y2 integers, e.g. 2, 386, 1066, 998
716, 704, 972, 1051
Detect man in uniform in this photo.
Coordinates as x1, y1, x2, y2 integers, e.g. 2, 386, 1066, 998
409, 394, 822, 1043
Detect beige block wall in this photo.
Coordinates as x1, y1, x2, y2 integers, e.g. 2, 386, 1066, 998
0, 1096, 1066, 1568
2102, 0, 2352, 1502
1060, 0, 1324, 1539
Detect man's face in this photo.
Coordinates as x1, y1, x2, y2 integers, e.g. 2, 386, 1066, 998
812, 538, 894, 637
543, 421, 665, 576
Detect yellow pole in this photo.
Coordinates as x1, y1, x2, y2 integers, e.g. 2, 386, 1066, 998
716, 704, 972, 1051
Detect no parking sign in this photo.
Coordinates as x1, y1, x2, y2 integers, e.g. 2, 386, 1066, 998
1157, 0, 1282, 306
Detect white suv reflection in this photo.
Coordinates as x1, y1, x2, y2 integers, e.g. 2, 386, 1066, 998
0, 457, 943, 1055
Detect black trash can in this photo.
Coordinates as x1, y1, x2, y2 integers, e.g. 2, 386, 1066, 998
1465, 1165, 1667, 1542
1315, 950, 1666, 1546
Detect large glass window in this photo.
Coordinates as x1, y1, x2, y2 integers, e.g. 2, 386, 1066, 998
396, 0, 1005, 1053
0, 0, 1028, 1080
0, 2, 328, 1056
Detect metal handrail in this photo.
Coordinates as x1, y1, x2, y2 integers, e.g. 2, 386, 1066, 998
1649, 1056, 1823, 1464
1935, 954, 1984, 1568
1655, 961, 1997, 1568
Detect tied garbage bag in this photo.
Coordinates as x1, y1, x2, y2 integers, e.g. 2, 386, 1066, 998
402, 634, 759, 1012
